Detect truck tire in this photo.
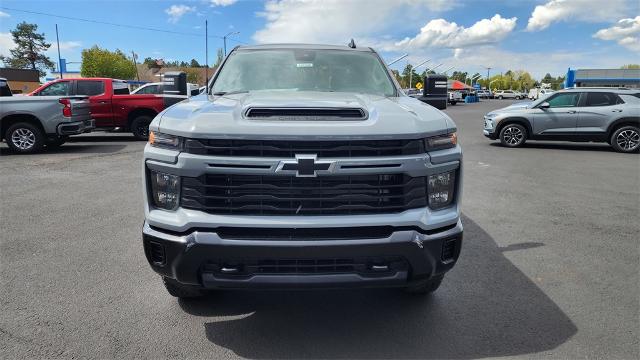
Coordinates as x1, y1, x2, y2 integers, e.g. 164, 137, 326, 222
404, 275, 443, 295
162, 277, 204, 298
449, 101, 457, 105
5, 122, 45, 154
499, 123, 527, 147
610, 125, 640, 153
131, 115, 152, 141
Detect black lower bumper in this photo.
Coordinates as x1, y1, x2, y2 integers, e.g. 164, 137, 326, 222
57, 119, 95, 135
142, 220, 463, 289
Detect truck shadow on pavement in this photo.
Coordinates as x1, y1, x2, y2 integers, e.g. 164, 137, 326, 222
179, 215, 577, 359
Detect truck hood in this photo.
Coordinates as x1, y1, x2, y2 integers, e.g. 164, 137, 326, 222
156, 91, 454, 140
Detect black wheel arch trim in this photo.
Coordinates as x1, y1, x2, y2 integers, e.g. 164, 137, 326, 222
606, 117, 640, 137
496, 117, 532, 137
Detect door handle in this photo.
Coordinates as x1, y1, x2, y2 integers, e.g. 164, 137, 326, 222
612, 109, 622, 112
567, 110, 577, 114
99, 101, 108, 104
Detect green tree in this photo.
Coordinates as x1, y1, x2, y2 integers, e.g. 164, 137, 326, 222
81, 46, 136, 79
401, 64, 420, 88
189, 59, 201, 68
0, 22, 55, 77
621, 64, 640, 69
184, 68, 200, 83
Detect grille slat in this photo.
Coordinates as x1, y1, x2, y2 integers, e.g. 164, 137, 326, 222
185, 139, 426, 157
181, 174, 427, 215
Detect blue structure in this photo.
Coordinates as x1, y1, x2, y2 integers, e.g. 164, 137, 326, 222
564, 68, 640, 88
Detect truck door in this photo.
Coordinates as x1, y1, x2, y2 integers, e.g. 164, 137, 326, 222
532, 92, 581, 135
76, 80, 113, 127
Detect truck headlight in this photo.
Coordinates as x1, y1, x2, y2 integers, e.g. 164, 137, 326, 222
149, 170, 180, 210
149, 131, 183, 150
428, 170, 456, 209
425, 132, 457, 150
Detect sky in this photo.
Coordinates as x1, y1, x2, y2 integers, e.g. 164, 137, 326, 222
0, 0, 639, 80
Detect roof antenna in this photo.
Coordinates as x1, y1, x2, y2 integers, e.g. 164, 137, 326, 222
348, 38, 356, 49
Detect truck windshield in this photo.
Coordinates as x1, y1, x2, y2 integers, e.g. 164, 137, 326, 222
211, 49, 396, 97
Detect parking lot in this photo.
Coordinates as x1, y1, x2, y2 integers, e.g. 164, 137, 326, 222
1, 99, 638, 359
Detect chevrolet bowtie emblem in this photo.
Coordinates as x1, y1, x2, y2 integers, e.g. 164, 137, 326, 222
277, 154, 335, 177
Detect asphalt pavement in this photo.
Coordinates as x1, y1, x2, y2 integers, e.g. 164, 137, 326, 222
1, 99, 638, 359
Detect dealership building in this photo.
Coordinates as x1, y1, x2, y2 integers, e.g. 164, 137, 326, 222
564, 68, 640, 88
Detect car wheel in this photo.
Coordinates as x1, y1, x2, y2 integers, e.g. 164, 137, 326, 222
404, 275, 444, 295
162, 277, 204, 298
499, 123, 527, 147
130, 115, 152, 140
498, 95, 503, 100
5, 122, 45, 154
610, 125, 640, 153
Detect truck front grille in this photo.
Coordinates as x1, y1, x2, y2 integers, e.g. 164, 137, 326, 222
184, 138, 426, 157
181, 174, 427, 215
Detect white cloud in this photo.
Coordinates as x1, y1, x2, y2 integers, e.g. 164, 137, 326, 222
210, 0, 238, 6
165, 4, 196, 23
253, 0, 457, 44
526, 0, 632, 32
593, 16, 640, 52
0, 32, 15, 57
393, 14, 517, 50
0, 10, 10, 17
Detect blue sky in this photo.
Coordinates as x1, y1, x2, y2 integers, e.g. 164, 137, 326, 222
1, 0, 639, 79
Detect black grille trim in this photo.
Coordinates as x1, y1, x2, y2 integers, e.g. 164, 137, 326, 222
184, 138, 426, 157
216, 226, 394, 240
181, 174, 428, 215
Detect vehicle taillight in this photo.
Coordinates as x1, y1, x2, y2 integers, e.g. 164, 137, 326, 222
59, 98, 72, 117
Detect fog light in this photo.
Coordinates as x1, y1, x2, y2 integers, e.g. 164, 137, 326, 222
149, 170, 180, 210
428, 170, 456, 209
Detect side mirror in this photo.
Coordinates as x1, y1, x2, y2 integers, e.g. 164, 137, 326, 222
538, 102, 550, 109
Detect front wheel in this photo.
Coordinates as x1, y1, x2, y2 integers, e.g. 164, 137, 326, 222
611, 125, 640, 153
5, 122, 45, 154
499, 123, 527, 147
130, 115, 153, 140
498, 95, 503, 100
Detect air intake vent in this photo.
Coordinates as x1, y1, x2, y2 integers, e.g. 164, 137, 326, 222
245, 107, 367, 120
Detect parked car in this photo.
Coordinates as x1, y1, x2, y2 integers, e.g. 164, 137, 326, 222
528, 88, 555, 100
448, 91, 462, 105
0, 78, 12, 97
494, 90, 523, 100
30, 78, 166, 139
476, 89, 492, 99
142, 43, 463, 298
133, 82, 201, 96
483, 88, 640, 153
1, 93, 94, 153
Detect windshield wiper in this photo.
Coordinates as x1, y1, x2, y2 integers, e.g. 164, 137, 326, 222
213, 90, 248, 96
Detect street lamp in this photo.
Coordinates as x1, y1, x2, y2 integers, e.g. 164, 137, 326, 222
387, 53, 408, 66
223, 31, 240, 56
409, 58, 431, 89
440, 66, 455, 74
424, 63, 443, 73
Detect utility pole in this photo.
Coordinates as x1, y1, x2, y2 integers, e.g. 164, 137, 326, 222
205, 20, 208, 86
410, 58, 431, 88
223, 31, 239, 56
485, 66, 492, 81
131, 51, 140, 81
55, 24, 63, 79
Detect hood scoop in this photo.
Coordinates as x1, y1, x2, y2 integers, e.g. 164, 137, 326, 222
244, 107, 368, 121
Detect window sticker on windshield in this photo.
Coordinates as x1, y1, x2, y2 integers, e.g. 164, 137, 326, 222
296, 63, 313, 68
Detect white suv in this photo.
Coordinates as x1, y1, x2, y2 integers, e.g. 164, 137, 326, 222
494, 90, 523, 100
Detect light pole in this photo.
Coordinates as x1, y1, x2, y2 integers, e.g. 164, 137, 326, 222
440, 66, 454, 74
223, 31, 240, 56
387, 53, 408, 66
424, 63, 443, 73
409, 58, 431, 89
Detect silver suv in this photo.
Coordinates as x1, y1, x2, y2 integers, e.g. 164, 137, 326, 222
483, 88, 640, 153
142, 44, 463, 298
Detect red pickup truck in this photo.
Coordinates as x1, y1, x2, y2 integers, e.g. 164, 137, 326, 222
30, 78, 166, 139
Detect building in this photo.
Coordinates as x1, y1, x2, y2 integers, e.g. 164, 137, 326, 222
0, 68, 40, 94
47, 59, 82, 81
564, 68, 640, 88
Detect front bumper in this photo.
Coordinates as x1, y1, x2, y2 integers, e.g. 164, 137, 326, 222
142, 219, 463, 289
57, 119, 95, 135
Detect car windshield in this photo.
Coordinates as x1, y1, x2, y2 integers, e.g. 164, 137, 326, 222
211, 49, 396, 97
